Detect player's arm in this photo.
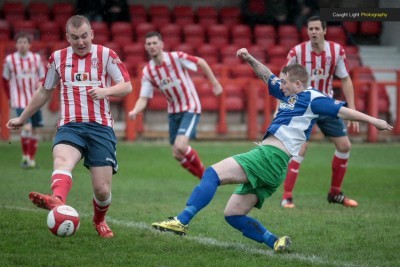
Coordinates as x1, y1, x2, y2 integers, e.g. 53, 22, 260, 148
128, 97, 149, 120
6, 86, 52, 130
237, 48, 273, 84
196, 57, 222, 96
338, 106, 392, 131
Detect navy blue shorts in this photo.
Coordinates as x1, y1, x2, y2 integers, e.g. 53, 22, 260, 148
16, 108, 43, 128
316, 115, 347, 137
168, 112, 200, 145
53, 122, 118, 174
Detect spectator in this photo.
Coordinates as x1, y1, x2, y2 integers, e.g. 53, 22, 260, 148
103, 0, 130, 24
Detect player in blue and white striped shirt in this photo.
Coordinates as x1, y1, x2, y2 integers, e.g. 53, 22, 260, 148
151, 48, 392, 253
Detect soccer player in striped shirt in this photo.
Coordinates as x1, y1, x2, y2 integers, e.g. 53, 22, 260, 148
128, 31, 223, 179
2, 32, 45, 168
151, 49, 392, 252
7, 15, 132, 238
280, 16, 360, 208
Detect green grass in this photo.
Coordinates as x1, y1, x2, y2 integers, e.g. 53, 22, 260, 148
0, 140, 399, 267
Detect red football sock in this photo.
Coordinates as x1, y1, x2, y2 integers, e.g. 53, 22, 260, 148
51, 170, 72, 203
93, 195, 111, 224
29, 137, 38, 160
20, 136, 30, 157
180, 158, 202, 179
330, 151, 349, 195
184, 146, 204, 178
282, 158, 302, 200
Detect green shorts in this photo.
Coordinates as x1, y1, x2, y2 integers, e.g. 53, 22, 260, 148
232, 145, 290, 209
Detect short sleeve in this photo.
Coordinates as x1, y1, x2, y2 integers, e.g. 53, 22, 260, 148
311, 96, 347, 117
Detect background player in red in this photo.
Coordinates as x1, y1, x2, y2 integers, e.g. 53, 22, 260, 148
7, 15, 132, 238
3, 32, 45, 168
280, 16, 359, 208
128, 32, 223, 179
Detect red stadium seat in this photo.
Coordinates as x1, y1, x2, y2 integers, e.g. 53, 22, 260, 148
12, 20, 38, 40
39, 21, 61, 42
0, 20, 11, 40
123, 43, 145, 58
173, 6, 195, 27
129, 4, 148, 26
174, 43, 195, 55
31, 40, 50, 58
183, 24, 206, 48
135, 22, 157, 43
27, 2, 50, 19
207, 24, 229, 47
160, 24, 182, 48
52, 2, 74, 17
248, 45, 266, 63
229, 64, 256, 79
268, 45, 289, 65
92, 22, 109, 42
231, 24, 252, 47
326, 26, 347, 46
342, 21, 359, 35
277, 25, 299, 50
254, 25, 276, 47
219, 7, 242, 26
197, 44, 219, 64
224, 79, 246, 111
148, 5, 171, 28
360, 21, 381, 36
104, 42, 122, 57
111, 22, 133, 42
196, 6, 218, 26
220, 44, 240, 61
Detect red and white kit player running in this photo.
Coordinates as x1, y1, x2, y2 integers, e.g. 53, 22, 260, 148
280, 16, 359, 208
3, 32, 45, 168
7, 15, 132, 237
128, 31, 223, 179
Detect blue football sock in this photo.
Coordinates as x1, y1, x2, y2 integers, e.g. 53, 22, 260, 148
225, 215, 278, 249
177, 167, 220, 225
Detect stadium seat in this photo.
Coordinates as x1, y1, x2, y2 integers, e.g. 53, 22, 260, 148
52, 2, 74, 19
360, 21, 381, 36
160, 24, 182, 48
27, 2, 50, 22
219, 7, 242, 26
174, 43, 195, 55
231, 24, 252, 47
39, 21, 61, 42
113, 35, 134, 48
12, 20, 38, 40
3, 1, 25, 23
221, 57, 245, 66
129, 4, 148, 26
210, 63, 228, 78
267, 45, 288, 64
342, 21, 359, 35
31, 40, 49, 58
277, 25, 299, 50
183, 24, 206, 48
300, 26, 308, 41
220, 44, 240, 62
229, 64, 256, 79
104, 42, 122, 57
326, 26, 347, 46
207, 24, 229, 47
111, 22, 133, 42
254, 25, 276, 47
196, 44, 219, 65
123, 43, 146, 58
173, 6, 195, 27
148, 5, 171, 28
248, 45, 266, 63
224, 79, 246, 111
0, 20, 10, 40
196, 6, 218, 26
135, 22, 157, 43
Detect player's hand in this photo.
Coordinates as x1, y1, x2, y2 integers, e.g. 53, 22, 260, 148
236, 48, 250, 60
373, 118, 393, 131
6, 118, 24, 130
88, 87, 107, 100
347, 120, 360, 133
128, 110, 138, 120
213, 83, 223, 96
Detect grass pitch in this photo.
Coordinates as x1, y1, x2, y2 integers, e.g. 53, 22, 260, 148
0, 140, 399, 267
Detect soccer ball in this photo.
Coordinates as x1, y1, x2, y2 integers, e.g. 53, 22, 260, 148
47, 205, 80, 237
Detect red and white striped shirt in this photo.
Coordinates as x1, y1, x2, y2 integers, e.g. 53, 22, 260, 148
43, 44, 130, 127
140, 51, 201, 114
3, 51, 45, 108
284, 41, 349, 97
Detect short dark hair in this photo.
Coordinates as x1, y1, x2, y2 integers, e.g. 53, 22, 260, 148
14, 32, 32, 43
307, 16, 326, 30
281, 64, 309, 87
145, 31, 162, 41
66, 15, 91, 33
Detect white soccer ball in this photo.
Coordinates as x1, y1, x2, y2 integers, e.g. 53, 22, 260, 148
47, 205, 80, 237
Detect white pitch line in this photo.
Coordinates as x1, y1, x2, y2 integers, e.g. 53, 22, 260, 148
2, 205, 362, 267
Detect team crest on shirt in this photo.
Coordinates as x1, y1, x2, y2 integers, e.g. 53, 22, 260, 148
91, 58, 99, 68
280, 95, 297, 110
326, 56, 332, 65
270, 77, 279, 85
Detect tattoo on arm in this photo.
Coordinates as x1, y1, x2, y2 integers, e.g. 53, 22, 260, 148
246, 55, 273, 83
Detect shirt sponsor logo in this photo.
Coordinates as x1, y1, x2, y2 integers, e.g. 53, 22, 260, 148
75, 72, 89, 81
